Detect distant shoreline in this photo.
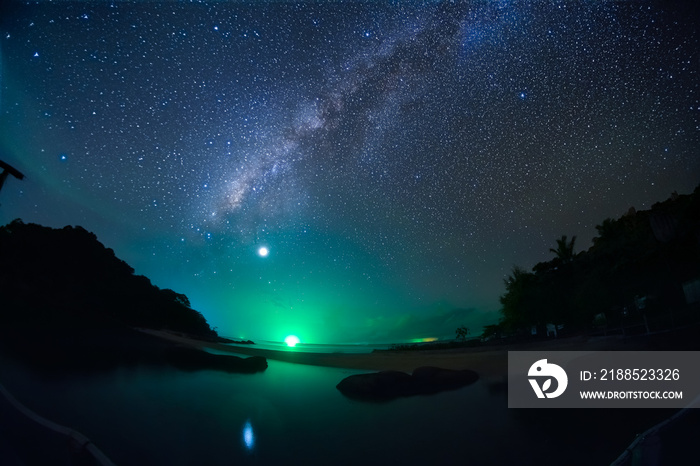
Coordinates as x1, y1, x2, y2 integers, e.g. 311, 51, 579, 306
140, 328, 684, 378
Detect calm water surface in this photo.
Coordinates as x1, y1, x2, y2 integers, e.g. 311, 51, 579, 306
0, 354, 676, 465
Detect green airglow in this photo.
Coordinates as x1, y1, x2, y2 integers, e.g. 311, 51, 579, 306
164, 228, 487, 344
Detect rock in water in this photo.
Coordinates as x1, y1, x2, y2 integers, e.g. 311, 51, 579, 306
336, 366, 478, 401
336, 371, 413, 400
165, 347, 268, 373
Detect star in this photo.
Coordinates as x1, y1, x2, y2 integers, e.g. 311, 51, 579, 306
1, 0, 696, 345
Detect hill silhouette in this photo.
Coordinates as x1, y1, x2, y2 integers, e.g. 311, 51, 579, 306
0, 220, 265, 373
0, 219, 215, 337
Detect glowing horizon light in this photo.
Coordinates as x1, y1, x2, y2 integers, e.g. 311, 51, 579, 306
410, 337, 438, 343
257, 246, 269, 257
284, 335, 300, 347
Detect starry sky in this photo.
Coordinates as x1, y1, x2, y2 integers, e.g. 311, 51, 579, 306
1, 0, 698, 344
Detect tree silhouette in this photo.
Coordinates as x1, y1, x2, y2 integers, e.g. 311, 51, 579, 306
496, 186, 700, 335
549, 235, 577, 263
455, 325, 470, 340
592, 218, 616, 247
500, 266, 540, 331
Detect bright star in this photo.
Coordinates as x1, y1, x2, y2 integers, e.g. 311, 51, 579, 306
257, 246, 269, 257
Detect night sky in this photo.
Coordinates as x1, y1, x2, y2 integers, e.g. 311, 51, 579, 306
1, 1, 698, 344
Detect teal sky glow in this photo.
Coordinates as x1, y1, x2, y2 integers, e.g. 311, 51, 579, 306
1, 1, 697, 343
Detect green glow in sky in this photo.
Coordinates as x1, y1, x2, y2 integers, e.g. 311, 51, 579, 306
2, 1, 695, 345
284, 335, 300, 347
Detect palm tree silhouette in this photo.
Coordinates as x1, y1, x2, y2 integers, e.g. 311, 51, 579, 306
549, 235, 577, 263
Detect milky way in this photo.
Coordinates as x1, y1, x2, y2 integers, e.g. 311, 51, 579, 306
1, 1, 698, 342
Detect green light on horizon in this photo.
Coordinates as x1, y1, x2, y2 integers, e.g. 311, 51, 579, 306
410, 337, 438, 343
284, 335, 300, 347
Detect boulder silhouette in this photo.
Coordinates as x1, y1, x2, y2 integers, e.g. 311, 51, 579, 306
165, 347, 267, 373
337, 366, 478, 401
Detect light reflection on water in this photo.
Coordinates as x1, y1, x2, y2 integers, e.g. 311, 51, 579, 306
0, 355, 675, 465
242, 419, 254, 450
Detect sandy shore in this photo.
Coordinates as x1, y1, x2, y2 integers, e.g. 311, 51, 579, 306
139, 329, 646, 378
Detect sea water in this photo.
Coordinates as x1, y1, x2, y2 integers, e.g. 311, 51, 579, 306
0, 353, 677, 465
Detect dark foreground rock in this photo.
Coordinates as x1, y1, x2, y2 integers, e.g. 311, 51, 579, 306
166, 347, 267, 373
336, 366, 479, 401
